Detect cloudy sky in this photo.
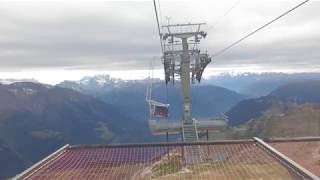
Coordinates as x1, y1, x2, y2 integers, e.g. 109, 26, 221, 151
0, 0, 319, 84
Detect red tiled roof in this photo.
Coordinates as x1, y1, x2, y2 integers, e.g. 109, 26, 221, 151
271, 140, 320, 177
17, 140, 313, 180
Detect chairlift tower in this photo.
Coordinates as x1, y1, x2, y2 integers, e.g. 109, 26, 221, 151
162, 23, 211, 141
147, 22, 227, 142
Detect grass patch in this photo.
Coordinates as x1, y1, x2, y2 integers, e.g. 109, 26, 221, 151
151, 154, 182, 177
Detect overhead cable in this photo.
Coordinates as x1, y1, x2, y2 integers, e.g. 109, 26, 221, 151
209, 0, 241, 31
153, 0, 164, 53
211, 0, 310, 58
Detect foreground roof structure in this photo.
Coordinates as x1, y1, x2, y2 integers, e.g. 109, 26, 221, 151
15, 137, 320, 180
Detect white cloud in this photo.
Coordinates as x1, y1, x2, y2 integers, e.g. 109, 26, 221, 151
0, 0, 318, 83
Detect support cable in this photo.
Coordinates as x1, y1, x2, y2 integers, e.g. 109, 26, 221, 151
158, 0, 163, 26
157, 0, 170, 103
211, 0, 309, 58
153, 0, 169, 104
153, 0, 164, 53
208, 0, 241, 31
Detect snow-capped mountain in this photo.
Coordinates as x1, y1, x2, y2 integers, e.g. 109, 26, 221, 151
58, 74, 114, 95
0, 78, 38, 85
58, 74, 160, 96
58, 74, 247, 121
78, 74, 114, 86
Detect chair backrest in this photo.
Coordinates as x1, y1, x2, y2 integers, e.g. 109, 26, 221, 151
147, 100, 170, 119
153, 105, 169, 118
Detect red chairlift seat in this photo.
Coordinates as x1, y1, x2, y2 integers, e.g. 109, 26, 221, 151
147, 99, 169, 119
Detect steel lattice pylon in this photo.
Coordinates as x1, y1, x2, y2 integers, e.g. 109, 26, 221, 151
161, 23, 211, 142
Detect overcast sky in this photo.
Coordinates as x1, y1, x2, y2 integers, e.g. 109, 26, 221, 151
0, 0, 319, 84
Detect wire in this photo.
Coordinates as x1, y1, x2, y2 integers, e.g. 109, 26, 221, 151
211, 0, 310, 58
158, 0, 163, 27
208, 0, 241, 31
153, 0, 164, 53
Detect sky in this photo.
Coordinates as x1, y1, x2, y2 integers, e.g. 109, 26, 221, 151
0, 0, 319, 84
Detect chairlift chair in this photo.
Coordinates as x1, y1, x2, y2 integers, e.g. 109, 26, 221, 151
146, 62, 170, 121
146, 99, 169, 119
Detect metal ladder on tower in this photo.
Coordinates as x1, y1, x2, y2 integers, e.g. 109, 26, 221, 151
182, 120, 202, 165
182, 120, 199, 142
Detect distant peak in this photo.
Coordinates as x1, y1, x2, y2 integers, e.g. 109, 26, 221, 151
0, 78, 39, 85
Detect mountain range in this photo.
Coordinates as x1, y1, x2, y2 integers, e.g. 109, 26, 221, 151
225, 80, 320, 140
2, 73, 320, 179
203, 72, 320, 97
244, 103, 320, 138
227, 80, 320, 126
0, 82, 156, 179
0, 75, 247, 179
58, 75, 248, 121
